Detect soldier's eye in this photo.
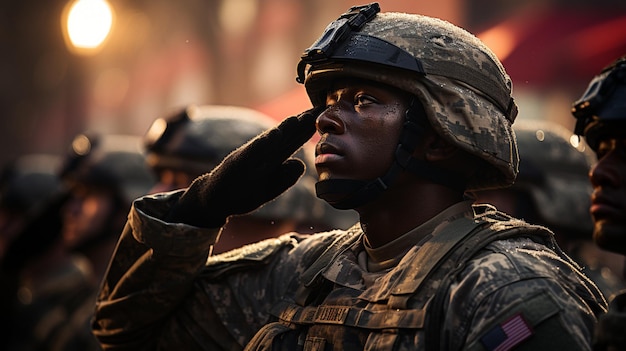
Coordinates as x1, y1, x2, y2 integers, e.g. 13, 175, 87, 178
355, 94, 376, 106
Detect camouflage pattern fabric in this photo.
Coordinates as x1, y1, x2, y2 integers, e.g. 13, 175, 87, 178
92, 192, 607, 350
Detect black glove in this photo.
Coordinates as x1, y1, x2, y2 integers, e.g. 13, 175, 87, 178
165, 107, 323, 228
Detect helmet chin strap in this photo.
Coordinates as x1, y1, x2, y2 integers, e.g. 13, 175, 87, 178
315, 100, 466, 210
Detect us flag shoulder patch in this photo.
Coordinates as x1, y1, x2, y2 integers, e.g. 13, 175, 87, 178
480, 313, 534, 351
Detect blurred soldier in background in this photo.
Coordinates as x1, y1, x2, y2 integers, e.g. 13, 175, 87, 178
5, 132, 156, 351
0, 154, 65, 260
59, 133, 155, 276
572, 54, 626, 351
143, 104, 357, 253
474, 120, 626, 298
0, 154, 78, 350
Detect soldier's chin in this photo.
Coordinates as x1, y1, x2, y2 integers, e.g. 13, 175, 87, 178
593, 220, 626, 256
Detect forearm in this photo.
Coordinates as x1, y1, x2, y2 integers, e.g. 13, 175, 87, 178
93, 192, 220, 350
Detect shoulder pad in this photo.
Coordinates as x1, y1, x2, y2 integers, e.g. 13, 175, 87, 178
202, 233, 308, 278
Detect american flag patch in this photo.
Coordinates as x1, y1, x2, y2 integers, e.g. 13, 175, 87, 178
480, 313, 533, 351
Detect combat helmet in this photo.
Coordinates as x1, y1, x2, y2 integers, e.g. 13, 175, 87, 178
297, 3, 519, 208
0, 154, 65, 259
60, 132, 156, 206
144, 105, 278, 178
510, 120, 594, 238
572, 55, 626, 151
0, 154, 64, 215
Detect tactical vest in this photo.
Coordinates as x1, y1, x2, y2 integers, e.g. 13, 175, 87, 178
244, 209, 555, 351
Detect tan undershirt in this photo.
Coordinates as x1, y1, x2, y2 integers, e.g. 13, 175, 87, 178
361, 200, 475, 272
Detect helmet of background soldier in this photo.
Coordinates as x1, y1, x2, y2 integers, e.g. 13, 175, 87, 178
509, 120, 595, 238
0, 154, 65, 261
0, 154, 64, 215
297, 3, 518, 191
144, 105, 356, 228
572, 54, 626, 150
144, 105, 279, 178
59, 132, 156, 207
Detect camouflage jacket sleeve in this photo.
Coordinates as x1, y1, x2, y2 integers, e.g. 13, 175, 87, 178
92, 190, 335, 351
445, 236, 608, 351
92, 190, 220, 350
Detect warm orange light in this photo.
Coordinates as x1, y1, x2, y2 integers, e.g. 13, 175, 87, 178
478, 25, 516, 62
63, 0, 114, 54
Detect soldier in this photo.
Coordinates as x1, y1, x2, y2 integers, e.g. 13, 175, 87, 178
0, 154, 75, 350
571, 54, 626, 351
59, 132, 156, 279
142, 105, 357, 253
22, 132, 155, 351
93, 3, 606, 350
474, 120, 626, 298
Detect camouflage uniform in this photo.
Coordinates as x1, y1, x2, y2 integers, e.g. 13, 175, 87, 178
93, 4, 607, 350
93, 193, 605, 350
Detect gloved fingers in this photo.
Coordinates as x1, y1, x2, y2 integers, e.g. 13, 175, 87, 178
256, 159, 306, 203
225, 106, 323, 170
219, 159, 305, 217
276, 158, 306, 187
283, 106, 325, 142
297, 106, 325, 125
272, 106, 325, 160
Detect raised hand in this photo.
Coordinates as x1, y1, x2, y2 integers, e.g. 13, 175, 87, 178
165, 107, 323, 228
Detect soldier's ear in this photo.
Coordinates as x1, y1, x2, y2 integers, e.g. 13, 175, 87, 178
423, 133, 458, 162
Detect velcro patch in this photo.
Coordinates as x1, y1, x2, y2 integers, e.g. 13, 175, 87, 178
480, 313, 533, 351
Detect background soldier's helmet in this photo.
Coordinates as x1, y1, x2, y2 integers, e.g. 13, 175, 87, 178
0, 154, 63, 215
511, 120, 594, 238
144, 105, 280, 178
572, 55, 626, 150
144, 105, 354, 228
298, 4, 519, 190
60, 133, 156, 206
0, 155, 66, 269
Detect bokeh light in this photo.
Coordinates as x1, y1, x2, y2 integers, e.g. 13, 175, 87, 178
65, 0, 114, 52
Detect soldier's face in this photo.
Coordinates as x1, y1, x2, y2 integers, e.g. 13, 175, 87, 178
589, 136, 626, 255
314, 78, 409, 182
61, 185, 116, 251
149, 169, 194, 194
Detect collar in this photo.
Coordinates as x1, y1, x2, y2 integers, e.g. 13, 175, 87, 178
364, 200, 475, 271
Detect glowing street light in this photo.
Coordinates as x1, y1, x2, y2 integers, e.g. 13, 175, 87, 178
63, 0, 114, 54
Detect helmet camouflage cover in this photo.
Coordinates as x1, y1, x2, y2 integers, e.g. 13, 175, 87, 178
298, 4, 519, 190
